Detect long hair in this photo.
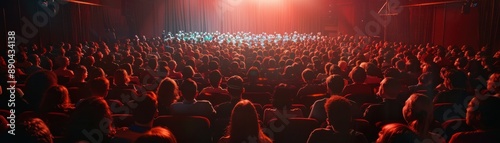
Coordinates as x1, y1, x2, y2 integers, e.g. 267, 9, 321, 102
227, 100, 271, 143
377, 123, 418, 143
39, 85, 74, 113
24, 71, 58, 109
156, 77, 180, 113
66, 96, 114, 142
402, 93, 433, 137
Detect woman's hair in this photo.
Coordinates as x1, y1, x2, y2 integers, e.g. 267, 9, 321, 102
16, 118, 53, 143
135, 127, 177, 143
377, 123, 418, 143
272, 83, 294, 109
24, 71, 58, 109
402, 93, 433, 136
466, 96, 500, 130
227, 100, 271, 143
39, 85, 73, 113
156, 77, 180, 111
67, 96, 114, 142
114, 69, 131, 85
246, 66, 260, 83
88, 67, 106, 80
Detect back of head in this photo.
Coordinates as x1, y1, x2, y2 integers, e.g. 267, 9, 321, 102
156, 77, 179, 107
68, 96, 113, 142
208, 70, 223, 87
227, 75, 244, 97
229, 100, 263, 143
247, 66, 260, 83
466, 96, 500, 130
114, 69, 130, 85
444, 69, 468, 89
135, 127, 177, 143
326, 74, 345, 95
377, 123, 419, 143
325, 96, 352, 132
88, 77, 110, 97
16, 118, 53, 143
272, 83, 294, 109
39, 85, 71, 113
179, 78, 197, 101
74, 65, 88, 79
24, 71, 58, 108
350, 67, 367, 83
378, 77, 401, 99
402, 94, 433, 135
132, 92, 158, 125
302, 68, 316, 83
181, 66, 195, 79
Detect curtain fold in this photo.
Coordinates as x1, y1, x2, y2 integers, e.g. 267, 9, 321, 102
478, 0, 500, 50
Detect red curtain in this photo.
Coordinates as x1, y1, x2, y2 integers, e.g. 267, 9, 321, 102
478, 0, 500, 50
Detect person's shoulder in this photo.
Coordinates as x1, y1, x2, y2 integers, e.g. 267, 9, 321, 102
310, 127, 333, 135
312, 98, 327, 106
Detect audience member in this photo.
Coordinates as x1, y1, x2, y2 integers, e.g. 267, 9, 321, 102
219, 100, 272, 143
307, 96, 368, 143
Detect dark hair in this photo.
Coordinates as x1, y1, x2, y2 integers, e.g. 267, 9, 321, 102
246, 66, 260, 83
181, 66, 195, 79
301, 68, 316, 82
377, 123, 419, 143
148, 56, 158, 70
350, 67, 367, 83
227, 100, 271, 143
326, 75, 345, 95
208, 70, 223, 88
467, 96, 500, 130
16, 118, 53, 143
88, 77, 110, 97
39, 85, 73, 113
135, 127, 177, 143
227, 75, 244, 97
156, 77, 180, 110
179, 78, 198, 100
67, 96, 114, 142
324, 96, 352, 132
272, 83, 294, 109
445, 69, 468, 89
402, 94, 433, 136
24, 71, 58, 109
132, 92, 158, 124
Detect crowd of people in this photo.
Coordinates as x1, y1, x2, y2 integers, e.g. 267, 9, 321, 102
1, 31, 500, 143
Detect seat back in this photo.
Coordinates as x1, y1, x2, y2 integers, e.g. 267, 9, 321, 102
434, 103, 461, 123
266, 118, 319, 143
263, 104, 308, 115
153, 115, 211, 143
442, 119, 473, 142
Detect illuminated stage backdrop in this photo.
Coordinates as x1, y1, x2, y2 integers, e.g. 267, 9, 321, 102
160, 0, 327, 33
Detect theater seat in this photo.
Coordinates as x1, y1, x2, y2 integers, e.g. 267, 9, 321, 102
266, 118, 319, 143
442, 119, 473, 142
263, 104, 308, 115
153, 115, 211, 143
434, 103, 462, 123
